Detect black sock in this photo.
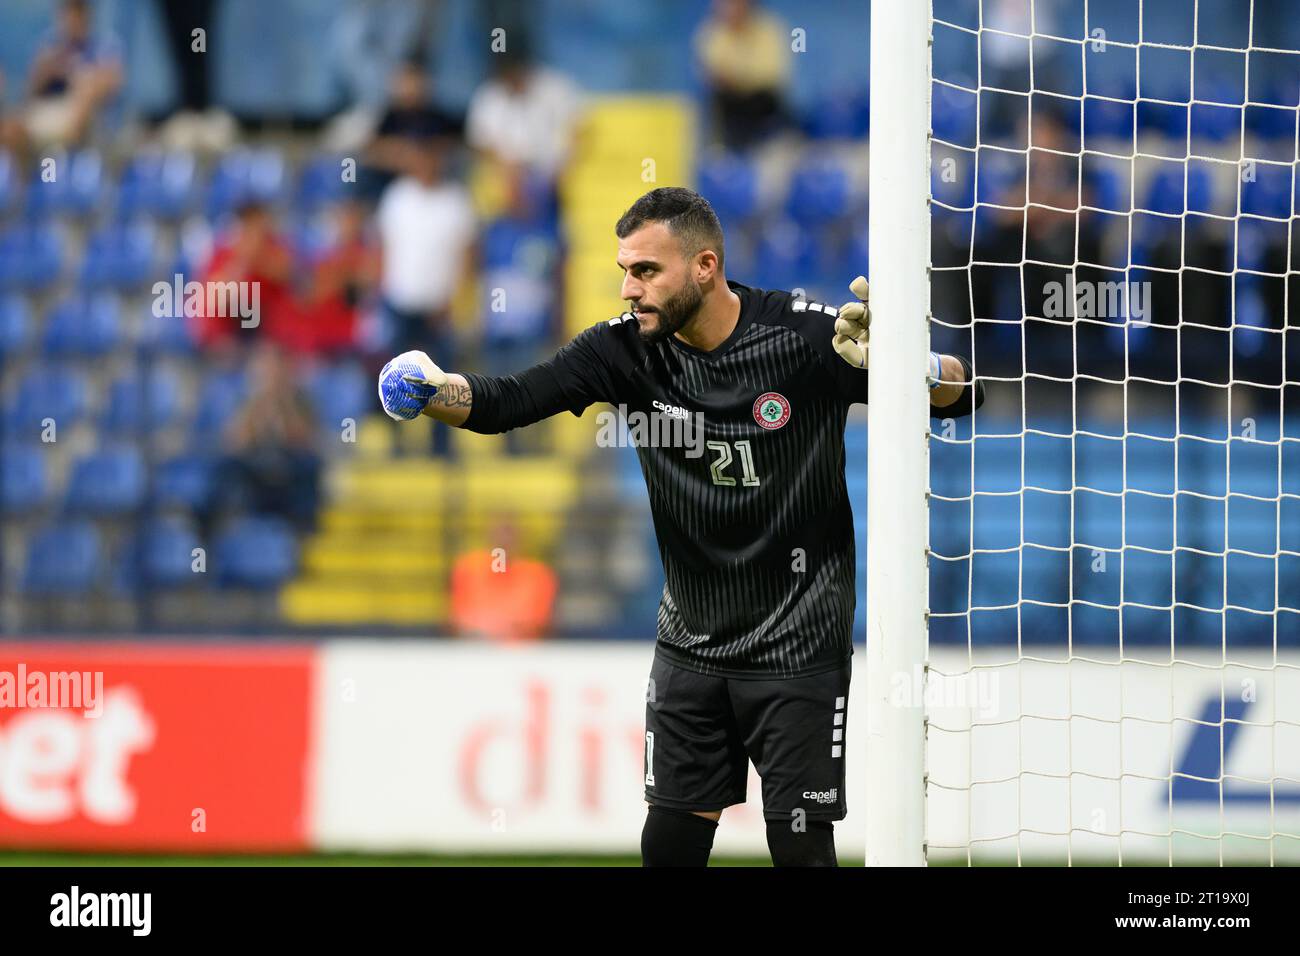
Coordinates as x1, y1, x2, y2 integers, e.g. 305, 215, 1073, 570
766, 819, 838, 867
641, 806, 719, 867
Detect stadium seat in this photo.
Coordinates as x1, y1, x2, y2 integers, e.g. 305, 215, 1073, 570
307, 361, 369, 433
4, 364, 87, 434
0, 445, 48, 511
785, 159, 852, 229
0, 223, 64, 292
932, 83, 978, 148
115, 151, 196, 219
1240, 163, 1292, 219
1083, 96, 1134, 142
23, 520, 101, 595
154, 453, 216, 511
100, 369, 182, 434
42, 293, 122, 356
193, 367, 248, 438
116, 517, 205, 590
0, 294, 31, 355
1143, 166, 1213, 215
295, 155, 348, 213
80, 220, 159, 290
696, 154, 760, 225
65, 446, 147, 515
215, 516, 299, 588
206, 148, 287, 218
754, 218, 817, 291
23, 149, 103, 218
802, 90, 869, 140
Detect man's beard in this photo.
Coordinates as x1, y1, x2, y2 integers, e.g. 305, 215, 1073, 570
635, 280, 703, 345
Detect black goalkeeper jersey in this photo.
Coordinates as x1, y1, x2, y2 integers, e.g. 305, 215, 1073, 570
462, 281, 984, 679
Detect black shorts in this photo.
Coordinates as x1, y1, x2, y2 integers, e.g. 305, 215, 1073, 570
643, 650, 851, 823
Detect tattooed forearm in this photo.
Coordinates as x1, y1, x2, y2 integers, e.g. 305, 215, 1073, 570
421, 373, 473, 426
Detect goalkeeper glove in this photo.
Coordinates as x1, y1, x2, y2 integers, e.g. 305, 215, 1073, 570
832, 275, 943, 389
378, 349, 448, 421
832, 275, 871, 369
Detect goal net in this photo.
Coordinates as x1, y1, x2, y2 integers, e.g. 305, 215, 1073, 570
868, 0, 1300, 865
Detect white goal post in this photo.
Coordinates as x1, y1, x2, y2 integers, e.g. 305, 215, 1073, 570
865, 0, 932, 867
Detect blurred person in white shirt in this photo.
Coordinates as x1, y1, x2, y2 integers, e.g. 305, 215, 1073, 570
465, 44, 581, 192
375, 139, 477, 453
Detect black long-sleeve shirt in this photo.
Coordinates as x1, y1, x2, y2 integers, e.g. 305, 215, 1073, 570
462, 281, 984, 678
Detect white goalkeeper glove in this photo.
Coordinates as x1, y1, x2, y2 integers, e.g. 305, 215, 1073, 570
378, 350, 448, 421
832, 275, 943, 388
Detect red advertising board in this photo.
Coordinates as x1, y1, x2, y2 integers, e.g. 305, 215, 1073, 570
0, 642, 315, 852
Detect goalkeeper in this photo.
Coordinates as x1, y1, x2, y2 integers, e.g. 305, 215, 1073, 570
378, 187, 983, 866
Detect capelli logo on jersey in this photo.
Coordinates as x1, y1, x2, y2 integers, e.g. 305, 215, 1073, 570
802, 789, 838, 804
652, 400, 692, 421
753, 392, 791, 430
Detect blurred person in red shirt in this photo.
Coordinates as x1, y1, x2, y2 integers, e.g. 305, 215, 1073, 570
301, 197, 381, 357
197, 199, 313, 355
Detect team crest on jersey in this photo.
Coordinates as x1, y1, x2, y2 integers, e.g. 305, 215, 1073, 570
753, 392, 791, 430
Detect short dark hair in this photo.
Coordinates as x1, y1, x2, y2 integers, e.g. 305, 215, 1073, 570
615, 187, 725, 269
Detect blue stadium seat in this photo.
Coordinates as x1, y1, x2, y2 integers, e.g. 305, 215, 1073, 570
206, 148, 287, 218
0, 294, 31, 355
216, 516, 299, 588
155, 453, 215, 511
1142, 166, 1212, 215
754, 219, 817, 291
42, 293, 122, 356
4, 364, 87, 434
1240, 163, 1292, 219
295, 155, 348, 213
100, 369, 182, 434
932, 84, 978, 147
786, 159, 852, 229
23, 150, 104, 218
115, 151, 196, 219
115, 518, 205, 590
1, 445, 48, 511
308, 361, 368, 432
0, 223, 64, 292
80, 220, 158, 290
697, 154, 760, 225
193, 368, 247, 437
1083, 96, 1134, 141
65, 446, 147, 515
802, 90, 869, 140
24, 520, 101, 595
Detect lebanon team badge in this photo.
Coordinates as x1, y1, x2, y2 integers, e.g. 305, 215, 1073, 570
753, 392, 791, 429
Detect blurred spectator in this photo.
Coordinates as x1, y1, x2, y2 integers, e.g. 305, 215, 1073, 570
479, 173, 559, 376
376, 142, 477, 356
450, 520, 556, 641
197, 200, 313, 355
301, 198, 381, 357
359, 56, 463, 199
465, 44, 581, 187
376, 142, 476, 455
200, 344, 323, 537
693, 0, 791, 152
17, 0, 122, 152
153, 0, 237, 152
330, 0, 439, 112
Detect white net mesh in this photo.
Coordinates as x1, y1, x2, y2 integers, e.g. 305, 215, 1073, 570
923, 0, 1300, 864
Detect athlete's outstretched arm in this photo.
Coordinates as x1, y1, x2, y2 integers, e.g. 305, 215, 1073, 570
377, 325, 619, 433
